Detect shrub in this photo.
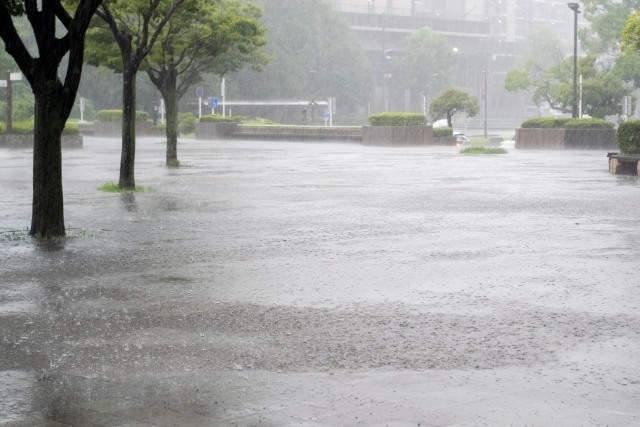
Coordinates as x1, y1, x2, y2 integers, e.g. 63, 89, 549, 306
199, 114, 243, 123
460, 147, 508, 154
152, 124, 166, 132
616, 120, 640, 154
0, 121, 79, 135
368, 112, 428, 126
564, 118, 615, 129
62, 123, 80, 136
521, 117, 614, 129
97, 110, 150, 122
178, 113, 196, 135
433, 127, 453, 137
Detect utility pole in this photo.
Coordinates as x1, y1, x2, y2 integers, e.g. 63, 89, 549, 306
482, 71, 489, 139
568, 3, 580, 119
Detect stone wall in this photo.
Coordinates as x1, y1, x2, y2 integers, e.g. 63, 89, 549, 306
361, 125, 433, 146
196, 123, 238, 140
94, 121, 153, 138
0, 135, 83, 149
231, 125, 362, 142
516, 128, 617, 150
431, 136, 457, 146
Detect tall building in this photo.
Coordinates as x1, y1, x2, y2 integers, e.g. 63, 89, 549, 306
327, 0, 584, 124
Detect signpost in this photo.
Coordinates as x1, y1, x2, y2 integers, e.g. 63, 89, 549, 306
324, 109, 329, 126
3, 71, 22, 134
210, 97, 218, 114
328, 98, 336, 127
221, 78, 226, 117
196, 87, 204, 118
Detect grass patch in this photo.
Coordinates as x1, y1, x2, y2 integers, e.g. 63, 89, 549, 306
98, 182, 156, 193
169, 159, 180, 168
460, 147, 508, 155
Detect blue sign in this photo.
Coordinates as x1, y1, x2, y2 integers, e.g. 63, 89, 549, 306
324, 109, 329, 118
196, 87, 204, 98
210, 97, 218, 108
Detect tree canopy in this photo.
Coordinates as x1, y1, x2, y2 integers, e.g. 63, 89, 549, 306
579, 0, 640, 55
393, 27, 455, 97
229, 0, 373, 114
429, 88, 479, 128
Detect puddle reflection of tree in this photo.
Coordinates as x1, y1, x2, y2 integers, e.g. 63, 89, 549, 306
120, 193, 138, 212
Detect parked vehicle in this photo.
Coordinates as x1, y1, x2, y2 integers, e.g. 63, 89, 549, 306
500, 135, 516, 149
454, 132, 470, 146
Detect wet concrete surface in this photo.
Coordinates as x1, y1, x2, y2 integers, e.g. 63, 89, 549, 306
1, 137, 640, 426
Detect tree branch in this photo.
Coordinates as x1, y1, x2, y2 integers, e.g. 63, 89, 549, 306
0, 2, 36, 82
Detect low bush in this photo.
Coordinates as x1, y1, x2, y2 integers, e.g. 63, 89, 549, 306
368, 112, 428, 126
178, 113, 196, 134
616, 120, 640, 154
460, 147, 507, 155
199, 114, 244, 123
152, 124, 166, 132
243, 117, 280, 125
97, 110, 150, 122
0, 121, 79, 135
521, 117, 614, 129
433, 127, 453, 137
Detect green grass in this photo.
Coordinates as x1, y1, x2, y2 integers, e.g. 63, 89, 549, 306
468, 137, 508, 145
169, 159, 181, 168
460, 147, 508, 155
98, 182, 156, 193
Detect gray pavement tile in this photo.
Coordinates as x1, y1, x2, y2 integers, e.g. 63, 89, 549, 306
0, 416, 69, 427
45, 407, 131, 427
316, 402, 428, 427
117, 405, 228, 427
531, 409, 639, 427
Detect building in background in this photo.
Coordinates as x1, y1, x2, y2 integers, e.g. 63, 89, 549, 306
326, 0, 587, 128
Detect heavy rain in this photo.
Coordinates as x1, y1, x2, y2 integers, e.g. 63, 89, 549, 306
1, 0, 640, 426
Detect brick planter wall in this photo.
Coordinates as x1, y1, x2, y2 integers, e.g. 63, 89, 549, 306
515, 128, 616, 150
0, 135, 83, 149
361, 125, 433, 146
431, 136, 457, 146
196, 123, 238, 140
94, 121, 153, 137
231, 125, 362, 142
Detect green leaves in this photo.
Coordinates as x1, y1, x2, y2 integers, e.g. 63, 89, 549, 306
1, 0, 25, 16
429, 89, 479, 123
394, 27, 455, 95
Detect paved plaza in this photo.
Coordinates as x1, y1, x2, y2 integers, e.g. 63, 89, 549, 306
1, 137, 639, 426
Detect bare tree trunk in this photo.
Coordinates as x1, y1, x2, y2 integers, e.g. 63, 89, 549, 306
119, 61, 137, 190
164, 85, 178, 166
31, 94, 65, 237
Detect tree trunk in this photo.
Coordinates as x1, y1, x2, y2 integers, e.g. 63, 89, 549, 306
447, 112, 453, 128
162, 72, 178, 167
30, 94, 65, 238
119, 61, 137, 190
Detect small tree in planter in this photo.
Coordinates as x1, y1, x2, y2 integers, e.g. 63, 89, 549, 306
429, 89, 479, 128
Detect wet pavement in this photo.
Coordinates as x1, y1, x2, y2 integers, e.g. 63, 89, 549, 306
1, 137, 639, 427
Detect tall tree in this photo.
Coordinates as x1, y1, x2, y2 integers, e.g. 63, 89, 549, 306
429, 88, 479, 128
86, 0, 185, 189
1, 0, 103, 238
393, 27, 455, 99
579, 0, 640, 55
230, 0, 373, 116
145, 0, 269, 167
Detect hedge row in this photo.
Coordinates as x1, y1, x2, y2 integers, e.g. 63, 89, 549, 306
616, 120, 640, 154
433, 127, 453, 137
0, 121, 79, 136
368, 112, 428, 127
97, 110, 150, 122
199, 114, 243, 123
520, 117, 614, 129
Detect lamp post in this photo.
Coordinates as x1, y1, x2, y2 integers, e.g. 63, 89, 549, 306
482, 71, 489, 139
384, 49, 392, 112
568, 3, 581, 119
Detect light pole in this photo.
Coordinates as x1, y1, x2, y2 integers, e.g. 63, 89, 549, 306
482, 71, 489, 139
384, 49, 392, 112
568, 3, 580, 119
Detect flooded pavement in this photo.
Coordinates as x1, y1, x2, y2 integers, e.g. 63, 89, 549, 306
1, 137, 640, 426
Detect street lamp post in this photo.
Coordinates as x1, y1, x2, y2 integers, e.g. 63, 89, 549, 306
568, 3, 581, 119
482, 71, 489, 139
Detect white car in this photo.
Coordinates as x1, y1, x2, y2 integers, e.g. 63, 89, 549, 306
499, 136, 516, 149
454, 133, 470, 146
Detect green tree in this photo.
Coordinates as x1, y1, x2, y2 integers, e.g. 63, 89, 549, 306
580, 0, 640, 55
429, 88, 479, 128
1, 0, 103, 238
86, 0, 186, 189
394, 27, 455, 98
506, 53, 633, 119
145, 0, 269, 167
230, 0, 373, 116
